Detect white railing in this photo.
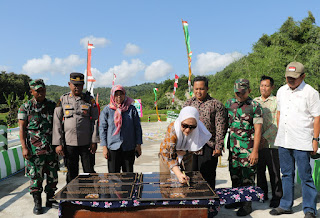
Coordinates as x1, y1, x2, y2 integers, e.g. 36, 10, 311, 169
0, 127, 21, 149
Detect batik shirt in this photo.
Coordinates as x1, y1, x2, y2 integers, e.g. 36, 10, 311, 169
253, 95, 277, 149
18, 98, 56, 155
184, 95, 227, 151
225, 97, 263, 167
159, 122, 192, 170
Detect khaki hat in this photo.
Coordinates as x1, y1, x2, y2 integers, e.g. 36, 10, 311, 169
29, 79, 45, 90
285, 62, 304, 78
234, 79, 250, 93
70, 72, 84, 84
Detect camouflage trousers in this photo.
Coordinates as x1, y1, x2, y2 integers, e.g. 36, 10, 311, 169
229, 151, 256, 188
26, 153, 59, 194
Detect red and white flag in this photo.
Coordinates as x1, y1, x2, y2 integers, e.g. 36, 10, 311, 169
88, 43, 95, 49
172, 74, 179, 104
87, 42, 96, 82
112, 73, 116, 86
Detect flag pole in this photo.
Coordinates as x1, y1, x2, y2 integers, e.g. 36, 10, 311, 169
86, 41, 89, 90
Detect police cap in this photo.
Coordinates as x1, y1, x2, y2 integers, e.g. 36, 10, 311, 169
70, 72, 85, 85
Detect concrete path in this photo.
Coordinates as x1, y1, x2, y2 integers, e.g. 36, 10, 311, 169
0, 122, 319, 217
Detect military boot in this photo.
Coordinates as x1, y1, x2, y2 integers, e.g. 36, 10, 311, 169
32, 192, 43, 215
46, 192, 59, 208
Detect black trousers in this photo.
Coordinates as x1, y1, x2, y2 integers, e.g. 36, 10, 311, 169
108, 149, 135, 173
65, 145, 95, 183
192, 144, 218, 189
257, 148, 283, 201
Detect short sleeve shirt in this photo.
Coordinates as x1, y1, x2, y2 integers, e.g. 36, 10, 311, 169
275, 81, 320, 151
254, 95, 278, 148
18, 98, 56, 155
225, 97, 263, 151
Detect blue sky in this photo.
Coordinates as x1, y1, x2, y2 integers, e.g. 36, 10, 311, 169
1, 0, 319, 87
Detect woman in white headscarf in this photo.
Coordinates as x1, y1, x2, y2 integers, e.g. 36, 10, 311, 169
159, 106, 212, 184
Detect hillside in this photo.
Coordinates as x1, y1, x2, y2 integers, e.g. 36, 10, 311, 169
206, 12, 320, 103
2, 12, 320, 110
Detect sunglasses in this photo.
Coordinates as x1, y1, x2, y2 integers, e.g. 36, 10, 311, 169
181, 123, 197, 130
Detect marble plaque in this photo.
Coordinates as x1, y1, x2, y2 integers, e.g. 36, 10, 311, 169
68, 173, 138, 185
54, 183, 134, 201
140, 171, 205, 184
137, 182, 218, 201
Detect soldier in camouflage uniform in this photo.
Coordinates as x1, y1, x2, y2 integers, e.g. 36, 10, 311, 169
225, 79, 263, 216
18, 79, 59, 215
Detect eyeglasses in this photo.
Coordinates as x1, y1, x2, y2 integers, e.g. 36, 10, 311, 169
181, 123, 197, 130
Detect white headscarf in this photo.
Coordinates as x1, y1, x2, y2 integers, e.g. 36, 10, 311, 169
174, 106, 212, 152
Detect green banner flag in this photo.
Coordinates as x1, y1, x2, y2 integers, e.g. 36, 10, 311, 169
182, 20, 192, 60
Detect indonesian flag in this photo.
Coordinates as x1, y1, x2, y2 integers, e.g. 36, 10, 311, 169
172, 74, 179, 104
288, 67, 296, 72
87, 42, 96, 82
88, 43, 95, 49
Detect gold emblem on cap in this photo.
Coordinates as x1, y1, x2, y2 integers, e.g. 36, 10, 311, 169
66, 111, 70, 115
65, 105, 70, 108
71, 77, 84, 82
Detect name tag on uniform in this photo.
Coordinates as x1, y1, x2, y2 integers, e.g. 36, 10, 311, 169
81, 105, 89, 110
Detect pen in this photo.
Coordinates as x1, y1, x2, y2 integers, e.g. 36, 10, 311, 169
182, 171, 190, 187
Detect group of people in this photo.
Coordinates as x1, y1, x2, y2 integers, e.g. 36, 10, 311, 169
18, 72, 143, 215
158, 62, 319, 218
18, 61, 319, 218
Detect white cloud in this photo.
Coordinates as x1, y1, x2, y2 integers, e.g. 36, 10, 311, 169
0, 65, 9, 72
80, 36, 111, 49
22, 54, 85, 75
144, 60, 173, 81
123, 43, 142, 56
93, 59, 146, 87
194, 52, 244, 75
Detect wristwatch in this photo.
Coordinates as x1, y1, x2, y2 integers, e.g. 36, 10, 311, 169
312, 137, 320, 141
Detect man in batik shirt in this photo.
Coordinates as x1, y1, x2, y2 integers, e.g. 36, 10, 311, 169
18, 79, 59, 215
184, 76, 227, 190
225, 79, 262, 216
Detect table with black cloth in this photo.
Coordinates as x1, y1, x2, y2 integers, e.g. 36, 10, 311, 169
55, 172, 264, 218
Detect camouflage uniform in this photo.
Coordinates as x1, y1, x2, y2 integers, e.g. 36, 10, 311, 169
18, 97, 58, 194
225, 79, 263, 187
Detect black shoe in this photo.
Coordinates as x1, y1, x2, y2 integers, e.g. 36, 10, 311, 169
225, 202, 243, 209
269, 207, 293, 215
236, 202, 252, 216
46, 193, 59, 209
304, 212, 316, 218
32, 192, 43, 215
269, 200, 280, 208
